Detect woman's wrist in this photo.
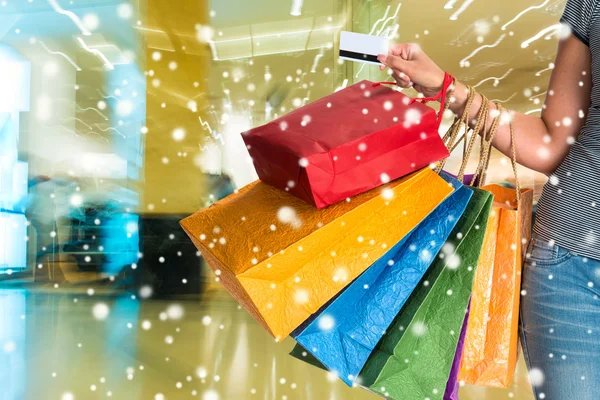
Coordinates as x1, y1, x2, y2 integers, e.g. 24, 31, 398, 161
447, 81, 485, 128
447, 81, 469, 116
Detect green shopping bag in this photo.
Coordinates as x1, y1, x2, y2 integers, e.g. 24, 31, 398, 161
290, 189, 492, 396
356, 187, 492, 399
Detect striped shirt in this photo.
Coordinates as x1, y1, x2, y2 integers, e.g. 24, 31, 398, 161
534, 0, 600, 259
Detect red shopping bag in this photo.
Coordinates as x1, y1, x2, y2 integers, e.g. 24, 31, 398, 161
242, 75, 453, 208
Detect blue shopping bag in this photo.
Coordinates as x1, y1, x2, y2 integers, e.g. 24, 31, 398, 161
291, 172, 472, 386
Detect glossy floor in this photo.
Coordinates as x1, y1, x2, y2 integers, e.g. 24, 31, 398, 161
0, 287, 534, 400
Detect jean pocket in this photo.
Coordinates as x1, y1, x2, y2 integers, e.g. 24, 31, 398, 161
526, 235, 573, 266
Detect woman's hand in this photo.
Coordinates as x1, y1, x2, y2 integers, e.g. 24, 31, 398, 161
378, 43, 446, 98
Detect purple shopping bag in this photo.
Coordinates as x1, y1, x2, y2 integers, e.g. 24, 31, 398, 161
445, 173, 480, 187
444, 302, 471, 400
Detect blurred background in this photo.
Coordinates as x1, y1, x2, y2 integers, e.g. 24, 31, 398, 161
0, 0, 564, 398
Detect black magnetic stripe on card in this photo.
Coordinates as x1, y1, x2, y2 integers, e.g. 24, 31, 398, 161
339, 50, 380, 63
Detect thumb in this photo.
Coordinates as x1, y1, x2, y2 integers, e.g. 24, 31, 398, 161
378, 53, 410, 73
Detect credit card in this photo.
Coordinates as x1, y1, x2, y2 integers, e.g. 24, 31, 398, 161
339, 31, 390, 65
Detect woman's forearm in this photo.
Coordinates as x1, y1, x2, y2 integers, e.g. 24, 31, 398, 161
379, 36, 590, 175
444, 33, 591, 176
447, 80, 573, 176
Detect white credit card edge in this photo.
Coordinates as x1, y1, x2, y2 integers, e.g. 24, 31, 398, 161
340, 31, 390, 56
338, 56, 384, 66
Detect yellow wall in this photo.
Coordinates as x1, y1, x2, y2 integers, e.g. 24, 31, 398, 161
142, 0, 210, 214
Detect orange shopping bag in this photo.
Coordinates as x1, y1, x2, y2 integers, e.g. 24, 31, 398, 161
458, 104, 534, 387
459, 184, 533, 387
180, 168, 453, 341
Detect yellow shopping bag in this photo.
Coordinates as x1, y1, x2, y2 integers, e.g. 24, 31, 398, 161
181, 168, 452, 340
458, 103, 534, 387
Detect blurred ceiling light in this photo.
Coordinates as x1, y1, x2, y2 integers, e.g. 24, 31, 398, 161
367, 4, 401, 35
176, 33, 208, 56
334, 78, 348, 92
135, 26, 175, 52
209, 24, 343, 61
76, 34, 130, 66
221, 115, 257, 187
521, 23, 562, 48
194, 142, 222, 175
290, 0, 303, 16
443, 0, 458, 9
449, 0, 474, 20
38, 41, 81, 71
90, 44, 130, 65
0, 45, 31, 112
68, 153, 128, 179
76, 37, 115, 70
48, 0, 91, 36
195, 24, 214, 43
199, 116, 224, 145
501, 0, 550, 31
310, 49, 324, 72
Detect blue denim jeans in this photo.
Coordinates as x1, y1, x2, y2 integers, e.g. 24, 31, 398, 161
520, 233, 600, 400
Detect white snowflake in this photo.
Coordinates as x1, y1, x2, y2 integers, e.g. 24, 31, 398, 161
419, 249, 432, 262
294, 289, 310, 304
166, 304, 184, 320
411, 321, 427, 336
585, 231, 597, 245
277, 206, 302, 228
382, 188, 394, 200
92, 303, 110, 320
196, 367, 208, 379
559, 22, 572, 40
403, 109, 422, 128
441, 242, 455, 256
3, 340, 16, 353
447, 254, 461, 269
318, 315, 336, 331
474, 19, 491, 35
333, 267, 349, 283
529, 368, 545, 387
537, 147, 550, 159
202, 390, 219, 400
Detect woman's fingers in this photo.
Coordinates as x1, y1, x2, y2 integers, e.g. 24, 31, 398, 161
378, 50, 415, 88
396, 71, 409, 81
394, 79, 413, 89
378, 53, 398, 68
378, 54, 411, 76
389, 43, 410, 58
393, 73, 413, 88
